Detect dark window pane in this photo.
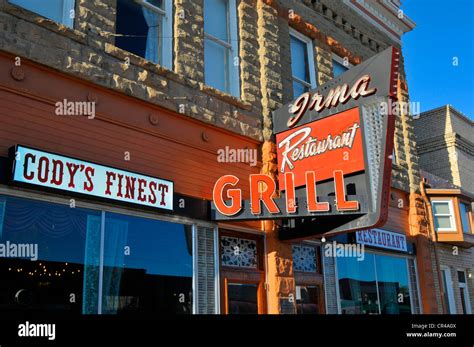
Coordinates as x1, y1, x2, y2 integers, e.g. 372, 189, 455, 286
441, 270, 452, 313
227, 283, 258, 314
0, 195, 101, 314
102, 212, 193, 315
458, 271, 466, 284
296, 285, 322, 314
116, 0, 163, 64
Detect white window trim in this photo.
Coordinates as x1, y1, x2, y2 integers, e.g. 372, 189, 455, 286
289, 28, 317, 92
332, 53, 353, 69
441, 266, 457, 314
431, 200, 456, 232
204, 0, 240, 97
135, 0, 173, 70
457, 269, 472, 314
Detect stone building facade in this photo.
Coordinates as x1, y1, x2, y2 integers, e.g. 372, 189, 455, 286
0, 0, 438, 314
414, 105, 474, 195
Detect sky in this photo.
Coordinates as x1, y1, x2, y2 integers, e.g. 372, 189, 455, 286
402, 0, 474, 119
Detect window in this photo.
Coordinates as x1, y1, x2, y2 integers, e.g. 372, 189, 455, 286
9, 0, 75, 27
431, 200, 456, 232
0, 194, 197, 315
115, 0, 173, 69
296, 285, 323, 314
333, 54, 349, 77
457, 270, 472, 314
441, 267, 456, 314
226, 283, 258, 314
290, 29, 316, 97
459, 202, 472, 234
204, 0, 240, 97
337, 254, 413, 314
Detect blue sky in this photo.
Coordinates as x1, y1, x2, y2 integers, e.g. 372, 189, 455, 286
402, 0, 474, 119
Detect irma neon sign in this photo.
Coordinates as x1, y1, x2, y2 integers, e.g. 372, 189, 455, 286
211, 47, 400, 240
287, 75, 376, 128
11, 145, 173, 211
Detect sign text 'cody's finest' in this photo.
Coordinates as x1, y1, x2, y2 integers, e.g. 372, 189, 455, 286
11, 145, 173, 211
211, 47, 400, 239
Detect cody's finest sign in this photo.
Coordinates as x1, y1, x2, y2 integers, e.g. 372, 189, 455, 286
356, 229, 407, 252
211, 47, 400, 240
11, 145, 173, 211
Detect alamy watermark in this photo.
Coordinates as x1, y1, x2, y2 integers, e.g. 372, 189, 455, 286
379, 99, 420, 118
0, 241, 38, 261
18, 321, 55, 341
217, 146, 257, 167
323, 241, 365, 261
55, 99, 95, 119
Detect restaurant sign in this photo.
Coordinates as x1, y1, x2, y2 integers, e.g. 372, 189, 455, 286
356, 229, 407, 252
10, 145, 174, 211
211, 46, 400, 240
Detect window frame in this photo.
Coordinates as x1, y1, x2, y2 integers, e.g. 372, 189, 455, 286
203, 0, 240, 97
289, 28, 317, 96
457, 269, 472, 314
134, 0, 173, 69
431, 199, 457, 232
441, 266, 457, 314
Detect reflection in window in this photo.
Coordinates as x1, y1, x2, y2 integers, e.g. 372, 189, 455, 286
296, 285, 322, 314
102, 212, 193, 314
0, 195, 101, 314
227, 283, 258, 314
337, 253, 378, 314
0, 194, 195, 315
337, 253, 413, 314
9, 0, 75, 27
115, 0, 172, 69
375, 255, 411, 314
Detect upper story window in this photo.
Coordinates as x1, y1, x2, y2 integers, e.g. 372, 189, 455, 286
432, 200, 456, 232
459, 202, 472, 234
115, 0, 173, 69
290, 29, 316, 98
9, 0, 75, 28
332, 54, 349, 77
204, 0, 240, 97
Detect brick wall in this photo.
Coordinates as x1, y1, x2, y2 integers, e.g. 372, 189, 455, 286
433, 244, 474, 314
414, 105, 474, 194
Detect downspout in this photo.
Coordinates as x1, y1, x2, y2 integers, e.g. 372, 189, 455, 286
420, 179, 446, 314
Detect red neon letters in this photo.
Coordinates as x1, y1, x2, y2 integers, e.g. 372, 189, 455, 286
213, 171, 359, 216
